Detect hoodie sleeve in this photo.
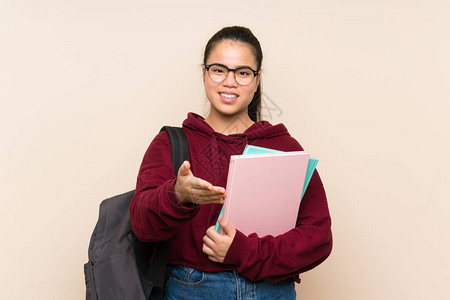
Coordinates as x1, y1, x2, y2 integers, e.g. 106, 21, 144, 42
129, 131, 199, 242
223, 139, 332, 282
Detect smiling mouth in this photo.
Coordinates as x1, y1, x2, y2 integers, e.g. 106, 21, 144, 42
219, 93, 238, 99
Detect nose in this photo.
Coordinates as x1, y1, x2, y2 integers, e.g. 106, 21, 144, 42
223, 70, 238, 87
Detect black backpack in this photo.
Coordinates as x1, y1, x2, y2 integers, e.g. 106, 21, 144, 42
84, 126, 189, 300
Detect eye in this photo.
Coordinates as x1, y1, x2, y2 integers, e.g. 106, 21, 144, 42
237, 69, 252, 77
210, 66, 226, 74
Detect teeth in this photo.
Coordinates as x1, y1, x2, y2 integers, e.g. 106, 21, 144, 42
220, 93, 237, 98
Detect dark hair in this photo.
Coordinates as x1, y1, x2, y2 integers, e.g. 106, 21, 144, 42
203, 26, 263, 122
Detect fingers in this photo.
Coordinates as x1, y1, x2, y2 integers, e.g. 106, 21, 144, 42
178, 161, 226, 194
202, 242, 220, 263
176, 184, 225, 205
202, 243, 214, 257
202, 232, 216, 249
202, 226, 233, 263
192, 196, 224, 205
183, 178, 226, 205
205, 225, 220, 241
191, 176, 214, 190
176, 160, 227, 205
196, 183, 226, 198
179, 167, 213, 191
202, 244, 219, 262
202, 229, 220, 261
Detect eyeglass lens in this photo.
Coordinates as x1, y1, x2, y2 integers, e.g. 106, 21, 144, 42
207, 65, 255, 85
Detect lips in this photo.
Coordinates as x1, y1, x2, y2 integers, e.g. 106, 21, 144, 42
219, 92, 238, 103
220, 92, 237, 98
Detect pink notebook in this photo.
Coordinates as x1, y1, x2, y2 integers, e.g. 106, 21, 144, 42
221, 151, 310, 237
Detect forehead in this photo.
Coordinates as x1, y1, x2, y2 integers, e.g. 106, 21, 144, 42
206, 40, 257, 68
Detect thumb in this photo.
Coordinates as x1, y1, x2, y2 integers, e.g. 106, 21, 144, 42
177, 160, 191, 177
219, 217, 235, 236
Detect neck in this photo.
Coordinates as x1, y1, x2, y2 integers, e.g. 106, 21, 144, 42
205, 112, 255, 135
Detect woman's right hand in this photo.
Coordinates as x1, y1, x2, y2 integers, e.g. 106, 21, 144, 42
174, 161, 227, 205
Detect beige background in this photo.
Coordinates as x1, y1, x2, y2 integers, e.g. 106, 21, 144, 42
1, 1, 449, 299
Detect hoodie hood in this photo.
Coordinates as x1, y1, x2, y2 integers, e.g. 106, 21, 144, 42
182, 112, 290, 141
182, 113, 294, 186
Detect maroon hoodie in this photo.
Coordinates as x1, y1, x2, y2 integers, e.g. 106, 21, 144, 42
130, 113, 332, 282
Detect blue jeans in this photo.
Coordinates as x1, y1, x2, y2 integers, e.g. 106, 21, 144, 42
164, 265, 297, 300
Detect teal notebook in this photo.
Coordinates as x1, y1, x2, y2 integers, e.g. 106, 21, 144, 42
214, 145, 318, 233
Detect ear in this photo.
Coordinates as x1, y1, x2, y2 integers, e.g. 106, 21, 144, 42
202, 65, 206, 81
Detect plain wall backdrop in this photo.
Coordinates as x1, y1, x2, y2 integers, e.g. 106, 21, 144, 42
1, 1, 449, 299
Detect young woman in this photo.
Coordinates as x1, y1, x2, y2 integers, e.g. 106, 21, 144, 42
130, 26, 332, 299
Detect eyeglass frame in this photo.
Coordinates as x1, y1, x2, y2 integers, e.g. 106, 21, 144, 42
204, 63, 260, 85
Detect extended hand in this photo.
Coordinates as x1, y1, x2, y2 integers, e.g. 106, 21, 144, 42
202, 218, 236, 263
174, 161, 226, 205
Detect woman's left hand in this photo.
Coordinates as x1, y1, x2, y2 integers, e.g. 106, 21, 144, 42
202, 218, 236, 263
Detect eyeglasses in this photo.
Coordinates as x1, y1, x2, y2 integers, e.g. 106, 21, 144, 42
204, 63, 259, 86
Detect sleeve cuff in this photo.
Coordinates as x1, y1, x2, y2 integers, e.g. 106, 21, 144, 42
223, 230, 253, 265
165, 178, 199, 214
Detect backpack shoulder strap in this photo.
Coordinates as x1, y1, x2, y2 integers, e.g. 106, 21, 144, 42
143, 126, 189, 296
160, 126, 189, 176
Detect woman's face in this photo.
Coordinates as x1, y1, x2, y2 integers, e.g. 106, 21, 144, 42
203, 40, 260, 122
